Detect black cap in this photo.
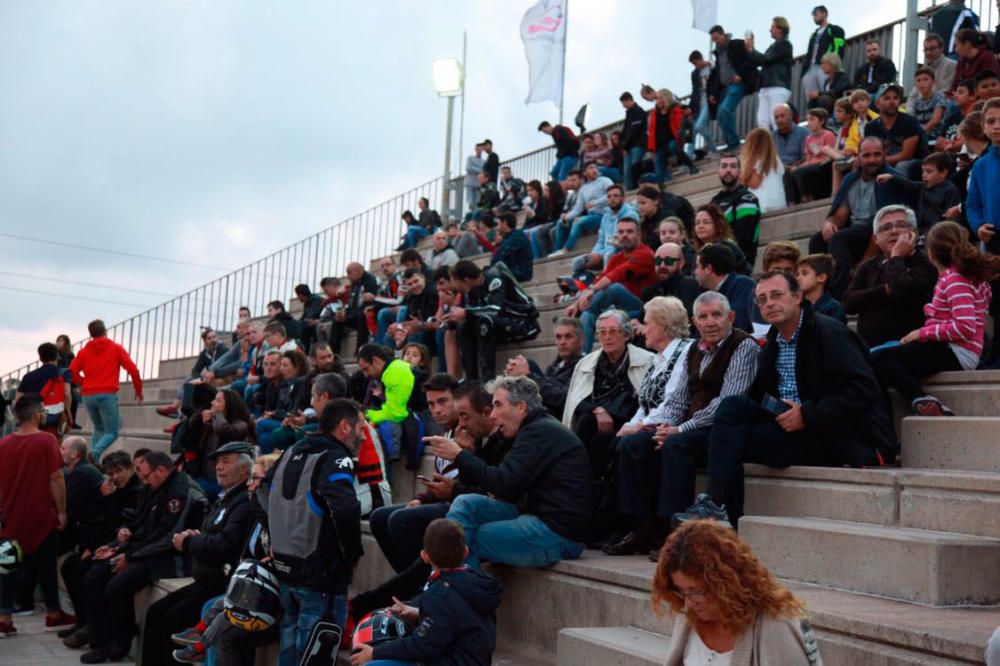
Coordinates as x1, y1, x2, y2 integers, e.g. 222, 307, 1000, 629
881, 83, 906, 99
207, 441, 255, 460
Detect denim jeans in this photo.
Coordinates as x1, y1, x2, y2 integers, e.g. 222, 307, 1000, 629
654, 145, 675, 183
623, 146, 646, 190
528, 223, 556, 259
375, 306, 408, 346
580, 283, 644, 352
550, 155, 577, 182
447, 494, 583, 568
687, 104, 713, 159
402, 225, 430, 249
83, 393, 121, 460
256, 418, 283, 454
718, 82, 745, 149
278, 585, 347, 666
554, 213, 603, 252
597, 165, 622, 182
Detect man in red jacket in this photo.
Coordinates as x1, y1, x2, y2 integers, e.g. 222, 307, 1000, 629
69, 320, 143, 461
565, 215, 655, 352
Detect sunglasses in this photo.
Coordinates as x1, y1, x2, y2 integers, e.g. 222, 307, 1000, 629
655, 257, 680, 266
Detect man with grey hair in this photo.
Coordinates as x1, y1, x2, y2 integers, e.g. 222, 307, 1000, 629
426, 376, 595, 568
606, 291, 758, 557
327, 261, 379, 356
843, 205, 937, 347
140, 441, 255, 666
504, 316, 584, 418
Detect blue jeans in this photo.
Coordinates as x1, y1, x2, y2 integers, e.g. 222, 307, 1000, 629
256, 418, 283, 453
654, 145, 675, 183
687, 104, 713, 158
527, 223, 555, 259
718, 83, 745, 149
580, 283, 644, 352
597, 165, 622, 182
376, 306, 408, 346
83, 393, 120, 460
447, 494, 583, 568
402, 225, 430, 249
623, 146, 646, 190
435, 328, 448, 372
554, 213, 603, 252
550, 155, 577, 182
278, 585, 347, 666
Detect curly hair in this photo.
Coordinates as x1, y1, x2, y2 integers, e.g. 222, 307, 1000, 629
693, 204, 734, 249
926, 221, 1000, 284
652, 521, 805, 634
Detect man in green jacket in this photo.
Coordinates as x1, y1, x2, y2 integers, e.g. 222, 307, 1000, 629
357, 344, 415, 463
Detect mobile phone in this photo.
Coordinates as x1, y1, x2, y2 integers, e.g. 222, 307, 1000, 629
762, 393, 790, 416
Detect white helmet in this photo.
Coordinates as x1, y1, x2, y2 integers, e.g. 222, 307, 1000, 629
223, 560, 282, 631
0, 538, 24, 574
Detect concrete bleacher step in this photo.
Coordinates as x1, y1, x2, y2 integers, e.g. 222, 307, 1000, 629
739, 515, 1000, 606
900, 416, 1000, 473
556, 627, 668, 666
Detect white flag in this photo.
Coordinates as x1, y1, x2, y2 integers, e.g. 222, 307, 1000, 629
691, 0, 718, 33
520, 0, 566, 108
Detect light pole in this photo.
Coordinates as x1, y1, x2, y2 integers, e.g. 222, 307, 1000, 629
433, 57, 463, 221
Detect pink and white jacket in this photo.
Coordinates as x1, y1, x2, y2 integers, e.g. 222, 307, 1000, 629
919, 268, 992, 360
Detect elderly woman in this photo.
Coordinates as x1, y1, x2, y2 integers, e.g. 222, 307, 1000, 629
653, 521, 823, 664
562, 309, 654, 477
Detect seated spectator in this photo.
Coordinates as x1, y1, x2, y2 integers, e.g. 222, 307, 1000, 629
610, 291, 759, 556
658, 218, 697, 275
929, 3, 981, 58
796, 253, 847, 323
562, 310, 654, 477
182, 387, 255, 485
526, 180, 565, 259
919, 33, 957, 93
266, 300, 302, 345
692, 204, 753, 276
853, 39, 898, 94
423, 230, 459, 272
15, 342, 73, 435
877, 152, 961, 234
845, 89, 880, 159
200, 321, 252, 388
328, 262, 378, 356
316, 278, 349, 345
646, 88, 699, 183
935, 79, 977, 152
594, 130, 623, 182
492, 211, 534, 282
745, 18, 793, 132
572, 184, 637, 274
349, 518, 503, 666
908, 67, 948, 139
256, 350, 311, 454
653, 521, 823, 664
417, 196, 442, 234
249, 349, 282, 417
521, 179, 547, 231
564, 216, 655, 352
388, 268, 440, 352
156, 328, 228, 421
824, 98, 857, 195
294, 283, 324, 352
467, 171, 501, 222
771, 104, 808, 167
741, 127, 787, 213
496, 166, 526, 213
140, 442, 253, 666
401, 343, 431, 415
975, 69, 1000, 100
640, 242, 703, 318
397, 210, 428, 251
843, 205, 938, 347
266, 357, 346, 456
692, 244, 755, 334
427, 375, 595, 568
968, 98, 1000, 257
951, 28, 1000, 95
710, 154, 762, 267
447, 260, 540, 382
550, 163, 612, 256
809, 53, 852, 111
59, 436, 104, 556
674, 271, 887, 529
635, 184, 694, 249
358, 343, 414, 463
789, 107, 837, 203
760, 240, 802, 273
431, 266, 463, 376
504, 317, 584, 418
808, 136, 909, 297
538, 121, 581, 182
864, 84, 928, 178
871, 221, 1000, 416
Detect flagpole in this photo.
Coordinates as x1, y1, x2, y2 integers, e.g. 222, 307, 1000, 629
458, 30, 467, 201
558, 0, 567, 125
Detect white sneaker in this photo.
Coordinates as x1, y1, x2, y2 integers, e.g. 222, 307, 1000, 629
548, 249, 566, 258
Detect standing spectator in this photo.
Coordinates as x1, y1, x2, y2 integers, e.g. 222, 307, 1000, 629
929, 0, 981, 56
641, 242, 703, 317
802, 5, 846, 99
69, 319, 143, 461
653, 521, 823, 664
692, 204, 753, 276
708, 26, 758, 151
746, 17, 794, 132
916, 33, 957, 94
427, 375, 595, 568
647, 88, 699, 183
56, 334, 81, 429
687, 51, 715, 159
853, 40, 898, 94
967, 98, 1000, 256
711, 154, 762, 267
505, 317, 584, 419
692, 245, 756, 334
872, 221, 1000, 416
910, 68, 950, 140
843, 205, 938, 347
877, 152, 962, 234
620, 91, 648, 189
482, 139, 499, 184
550, 162, 613, 256
424, 230, 460, 270
741, 127, 788, 213
295, 284, 325, 352
538, 121, 581, 182
572, 184, 637, 274
789, 107, 837, 203
328, 262, 378, 357
15, 342, 73, 436
492, 212, 534, 283
463, 143, 485, 212
261, 399, 363, 666
0, 397, 71, 638
865, 84, 928, 177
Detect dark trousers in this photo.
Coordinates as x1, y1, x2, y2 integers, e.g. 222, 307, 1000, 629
458, 317, 497, 381
368, 502, 449, 573
616, 427, 711, 521
0, 531, 59, 614
871, 341, 962, 403
61, 551, 98, 623
328, 311, 369, 356
574, 412, 624, 479
141, 580, 225, 666
215, 623, 279, 666
84, 559, 154, 653
790, 161, 832, 203
809, 222, 873, 298
351, 558, 432, 621
705, 395, 812, 523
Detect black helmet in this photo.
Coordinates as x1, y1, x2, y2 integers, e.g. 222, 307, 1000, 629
352, 609, 413, 649
223, 560, 282, 631
0, 538, 23, 574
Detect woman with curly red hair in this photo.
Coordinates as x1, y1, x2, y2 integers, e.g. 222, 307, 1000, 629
652, 521, 822, 664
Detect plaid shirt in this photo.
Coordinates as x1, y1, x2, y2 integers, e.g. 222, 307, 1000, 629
775, 311, 804, 404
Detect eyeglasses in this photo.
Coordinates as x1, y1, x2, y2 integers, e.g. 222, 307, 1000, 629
754, 290, 790, 306
672, 588, 709, 602
877, 221, 912, 234
655, 257, 680, 266
595, 328, 624, 337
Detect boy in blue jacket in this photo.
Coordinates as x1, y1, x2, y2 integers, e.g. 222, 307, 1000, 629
350, 518, 503, 666
968, 98, 1000, 256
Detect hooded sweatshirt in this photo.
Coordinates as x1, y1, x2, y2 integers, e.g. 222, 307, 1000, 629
69, 336, 143, 396
372, 567, 504, 666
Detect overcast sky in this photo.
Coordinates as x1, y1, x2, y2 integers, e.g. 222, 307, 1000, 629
0, 1, 935, 373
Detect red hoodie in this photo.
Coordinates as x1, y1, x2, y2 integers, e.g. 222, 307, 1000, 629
70, 337, 143, 397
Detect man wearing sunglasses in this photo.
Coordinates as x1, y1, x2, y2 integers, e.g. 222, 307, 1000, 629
640, 243, 703, 321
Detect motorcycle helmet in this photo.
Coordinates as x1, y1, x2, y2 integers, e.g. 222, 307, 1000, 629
351, 609, 412, 650
223, 560, 282, 631
0, 538, 23, 574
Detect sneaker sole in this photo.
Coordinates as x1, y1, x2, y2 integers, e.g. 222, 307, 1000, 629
171, 635, 201, 647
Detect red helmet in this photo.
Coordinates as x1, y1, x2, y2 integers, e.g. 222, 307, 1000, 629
351, 609, 412, 650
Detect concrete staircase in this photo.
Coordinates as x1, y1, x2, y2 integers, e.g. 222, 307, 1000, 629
75, 164, 1000, 665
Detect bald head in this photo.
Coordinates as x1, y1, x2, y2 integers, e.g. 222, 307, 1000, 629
773, 104, 793, 131
655, 242, 685, 279
346, 262, 364, 282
